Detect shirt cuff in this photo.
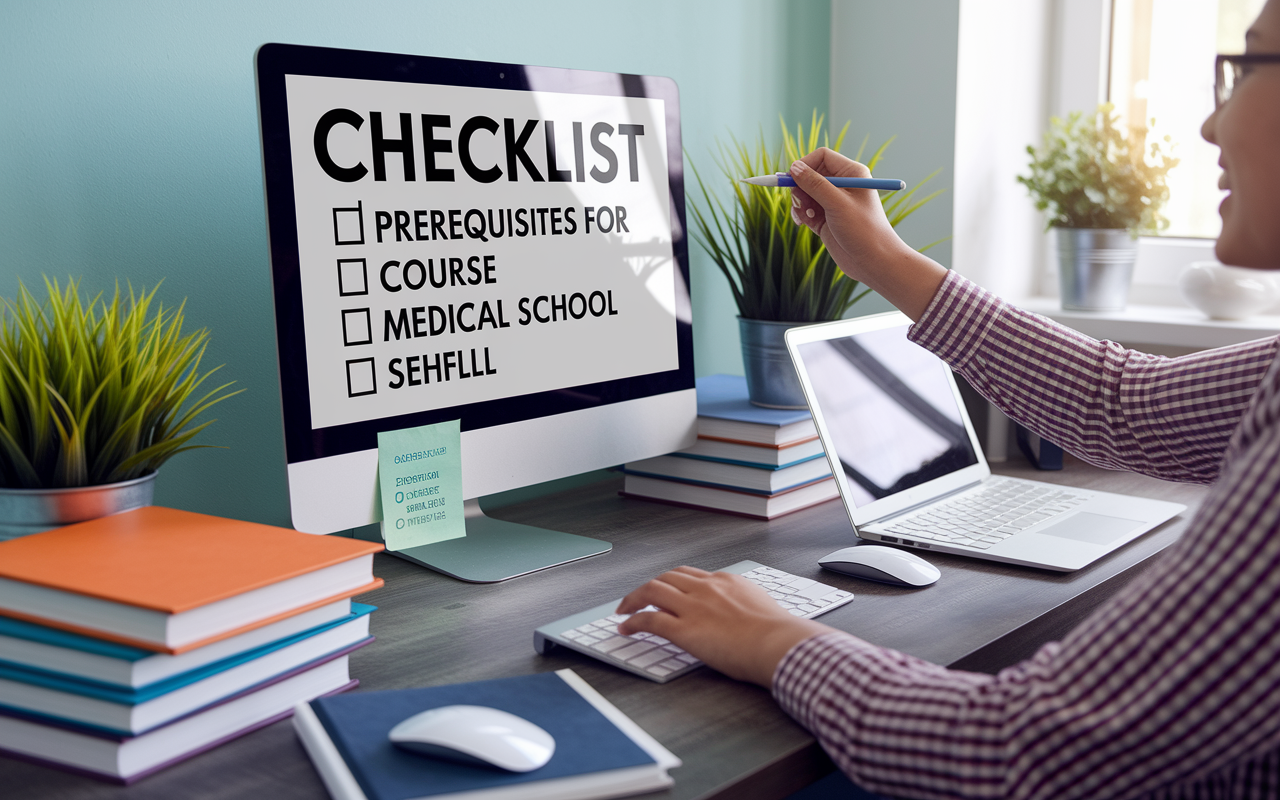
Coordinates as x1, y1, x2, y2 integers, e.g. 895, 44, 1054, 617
907, 270, 1005, 372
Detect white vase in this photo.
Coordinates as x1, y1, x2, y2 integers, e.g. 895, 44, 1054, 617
1177, 261, 1280, 321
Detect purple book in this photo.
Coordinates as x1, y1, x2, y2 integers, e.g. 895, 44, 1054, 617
0, 640, 368, 784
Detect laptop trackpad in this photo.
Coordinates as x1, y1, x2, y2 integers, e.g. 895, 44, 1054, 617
1039, 513, 1144, 545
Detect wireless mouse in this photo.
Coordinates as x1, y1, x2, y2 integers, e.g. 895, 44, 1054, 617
388, 704, 556, 772
818, 545, 940, 587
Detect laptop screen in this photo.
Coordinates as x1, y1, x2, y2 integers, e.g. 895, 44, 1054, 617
796, 324, 978, 507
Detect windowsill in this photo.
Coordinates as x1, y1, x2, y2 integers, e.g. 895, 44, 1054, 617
1018, 296, 1280, 348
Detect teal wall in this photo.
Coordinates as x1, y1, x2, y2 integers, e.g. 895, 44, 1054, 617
0, 1, 831, 525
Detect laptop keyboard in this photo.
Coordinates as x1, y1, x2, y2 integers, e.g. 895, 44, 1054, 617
878, 478, 1089, 550
534, 561, 854, 683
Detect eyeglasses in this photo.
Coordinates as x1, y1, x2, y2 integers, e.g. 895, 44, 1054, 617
1215, 53, 1280, 108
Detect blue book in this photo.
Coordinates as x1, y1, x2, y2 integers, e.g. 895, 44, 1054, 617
622, 454, 832, 495
0, 597, 361, 688
294, 669, 680, 800
0, 605, 374, 734
695, 375, 816, 446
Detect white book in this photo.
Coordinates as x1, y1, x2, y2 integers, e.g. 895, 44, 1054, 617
678, 436, 825, 468
623, 474, 840, 519
0, 657, 355, 784
0, 613, 371, 733
623, 453, 832, 493
0, 599, 353, 688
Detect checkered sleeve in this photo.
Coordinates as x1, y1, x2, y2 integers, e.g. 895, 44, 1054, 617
769, 272, 1280, 799
907, 271, 1278, 484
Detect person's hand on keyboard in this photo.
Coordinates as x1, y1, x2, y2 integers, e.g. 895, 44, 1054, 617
615, 566, 833, 686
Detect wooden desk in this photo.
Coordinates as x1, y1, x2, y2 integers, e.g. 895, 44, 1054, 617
4, 457, 1205, 800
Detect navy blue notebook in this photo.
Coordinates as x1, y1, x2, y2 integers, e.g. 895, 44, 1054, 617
309, 671, 661, 800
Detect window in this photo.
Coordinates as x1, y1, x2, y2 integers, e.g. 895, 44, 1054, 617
1108, 0, 1265, 239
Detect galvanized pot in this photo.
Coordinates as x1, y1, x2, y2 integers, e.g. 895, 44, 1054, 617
0, 472, 157, 541
1056, 228, 1138, 311
739, 318, 808, 409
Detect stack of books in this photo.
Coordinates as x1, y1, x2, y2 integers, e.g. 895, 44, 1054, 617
0, 506, 384, 784
622, 374, 840, 519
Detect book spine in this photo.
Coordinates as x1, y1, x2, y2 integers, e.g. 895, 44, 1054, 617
293, 701, 370, 800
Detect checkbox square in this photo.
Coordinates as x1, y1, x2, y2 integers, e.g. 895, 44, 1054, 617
346, 357, 377, 397
333, 202, 365, 246
342, 308, 373, 346
337, 259, 368, 296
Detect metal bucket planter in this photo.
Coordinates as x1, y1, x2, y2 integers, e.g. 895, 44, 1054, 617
0, 472, 157, 542
1056, 228, 1138, 311
739, 318, 808, 409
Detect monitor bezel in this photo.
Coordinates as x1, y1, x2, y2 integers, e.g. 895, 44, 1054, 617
254, 42, 694, 469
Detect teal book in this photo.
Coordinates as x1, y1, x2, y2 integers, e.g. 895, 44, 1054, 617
294, 669, 680, 800
0, 598, 362, 688
0, 605, 374, 734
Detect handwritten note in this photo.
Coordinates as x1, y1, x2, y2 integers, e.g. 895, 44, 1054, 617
377, 420, 465, 551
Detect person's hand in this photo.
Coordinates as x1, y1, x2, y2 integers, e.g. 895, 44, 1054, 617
788, 148, 948, 321
615, 566, 832, 687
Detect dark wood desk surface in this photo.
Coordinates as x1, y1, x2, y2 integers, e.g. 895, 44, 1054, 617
6, 457, 1205, 800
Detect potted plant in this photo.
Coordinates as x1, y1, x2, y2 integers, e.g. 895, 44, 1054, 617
0, 277, 240, 540
689, 112, 944, 408
1018, 103, 1178, 311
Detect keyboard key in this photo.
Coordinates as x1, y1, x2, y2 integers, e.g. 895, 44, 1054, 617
614, 641, 658, 660
591, 636, 634, 654
629, 649, 671, 668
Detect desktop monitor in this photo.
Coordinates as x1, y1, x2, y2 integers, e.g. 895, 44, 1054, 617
254, 43, 695, 582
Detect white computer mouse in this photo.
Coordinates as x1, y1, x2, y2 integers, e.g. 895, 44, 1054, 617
388, 704, 556, 772
818, 545, 940, 587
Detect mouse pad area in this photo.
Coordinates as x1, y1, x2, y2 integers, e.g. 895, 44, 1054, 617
310, 671, 653, 799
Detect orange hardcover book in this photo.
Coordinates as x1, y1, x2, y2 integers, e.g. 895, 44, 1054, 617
0, 507, 384, 653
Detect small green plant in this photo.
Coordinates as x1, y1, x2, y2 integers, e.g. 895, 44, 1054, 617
688, 111, 944, 322
1018, 102, 1178, 232
0, 278, 242, 489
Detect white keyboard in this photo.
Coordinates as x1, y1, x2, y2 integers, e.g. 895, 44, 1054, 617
533, 561, 854, 683
873, 478, 1089, 550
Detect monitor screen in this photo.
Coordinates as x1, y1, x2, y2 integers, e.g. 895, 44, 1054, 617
795, 324, 978, 507
256, 44, 694, 535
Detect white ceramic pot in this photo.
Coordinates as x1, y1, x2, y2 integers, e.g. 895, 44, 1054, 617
1178, 261, 1280, 320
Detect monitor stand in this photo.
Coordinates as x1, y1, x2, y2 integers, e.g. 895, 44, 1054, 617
387, 499, 612, 583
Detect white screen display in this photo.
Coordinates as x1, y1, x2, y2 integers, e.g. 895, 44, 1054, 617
283, 74, 680, 430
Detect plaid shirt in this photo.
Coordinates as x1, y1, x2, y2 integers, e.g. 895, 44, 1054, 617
773, 271, 1280, 799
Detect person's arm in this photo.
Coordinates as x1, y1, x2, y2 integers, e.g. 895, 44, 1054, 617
621, 420, 1280, 799
913, 271, 1277, 484
787, 149, 1277, 484
771, 420, 1280, 799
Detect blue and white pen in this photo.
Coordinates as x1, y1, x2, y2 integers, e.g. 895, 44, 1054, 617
741, 172, 906, 191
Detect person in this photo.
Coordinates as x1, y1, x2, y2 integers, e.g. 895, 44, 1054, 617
616, 2, 1280, 798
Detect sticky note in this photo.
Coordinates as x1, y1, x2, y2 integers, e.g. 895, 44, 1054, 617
377, 420, 465, 551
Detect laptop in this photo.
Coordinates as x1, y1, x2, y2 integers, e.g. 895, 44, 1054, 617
784, 312, 1185, 571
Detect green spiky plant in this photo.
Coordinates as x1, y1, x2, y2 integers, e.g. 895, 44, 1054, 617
1018, 103, 1178, 232
688, 111, 944, 322
0, 278, 242, 489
